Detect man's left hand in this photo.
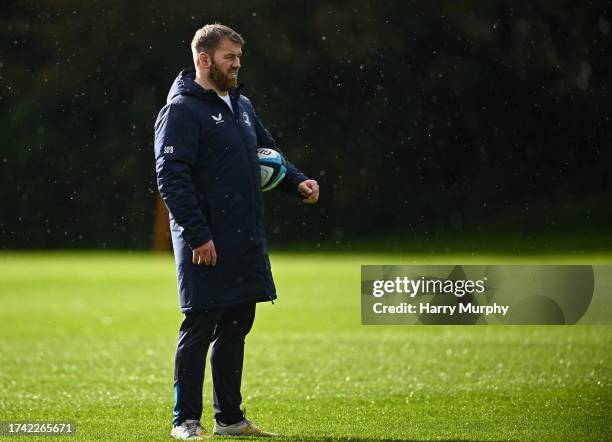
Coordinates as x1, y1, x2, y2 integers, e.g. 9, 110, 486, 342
298, 180, 319, 204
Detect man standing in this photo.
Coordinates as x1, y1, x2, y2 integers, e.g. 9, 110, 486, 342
154, 24, 319, 440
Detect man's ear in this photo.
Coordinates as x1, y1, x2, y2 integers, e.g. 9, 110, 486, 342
197, 51, 212, 69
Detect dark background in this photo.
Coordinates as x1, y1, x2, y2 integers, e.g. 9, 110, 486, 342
1, 0, 611, 250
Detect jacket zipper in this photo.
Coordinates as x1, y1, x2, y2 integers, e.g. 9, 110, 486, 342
226, 95, 274, 300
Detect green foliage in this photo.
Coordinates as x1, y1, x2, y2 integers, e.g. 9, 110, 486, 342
1, 1, 611, 248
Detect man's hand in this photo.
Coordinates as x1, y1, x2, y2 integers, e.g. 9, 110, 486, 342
298, 180, 319, 204
192, 240, 217, 266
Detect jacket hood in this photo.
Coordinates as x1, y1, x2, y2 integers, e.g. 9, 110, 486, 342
167, 68, 243, 103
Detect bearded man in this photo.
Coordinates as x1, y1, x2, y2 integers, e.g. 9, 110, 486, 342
154, 23, 319, 440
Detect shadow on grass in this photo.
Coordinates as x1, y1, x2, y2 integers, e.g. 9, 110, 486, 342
270, 230, 612, 256
211, 437, 482, 441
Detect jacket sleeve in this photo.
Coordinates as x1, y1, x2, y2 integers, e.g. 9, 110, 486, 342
154, 102, 212, 249
251, 105, 310, 195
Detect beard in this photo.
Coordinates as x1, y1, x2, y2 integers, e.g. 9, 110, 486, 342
209, 60, 238, 91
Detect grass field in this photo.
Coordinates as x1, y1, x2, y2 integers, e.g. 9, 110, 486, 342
0, 251, 611, 441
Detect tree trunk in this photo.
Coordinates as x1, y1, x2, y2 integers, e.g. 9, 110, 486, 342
153, 195, 171, 252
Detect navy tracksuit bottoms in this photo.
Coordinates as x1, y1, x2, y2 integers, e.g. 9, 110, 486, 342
173, 302, 256, 426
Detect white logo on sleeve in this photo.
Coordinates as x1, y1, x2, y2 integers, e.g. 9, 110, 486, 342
211, 113, 224, 124
163, 145, 174, 154
242, 112, 251, 126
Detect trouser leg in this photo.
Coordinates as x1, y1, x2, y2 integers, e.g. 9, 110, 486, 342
210, 302, 256, 425
173, 310, 220, 426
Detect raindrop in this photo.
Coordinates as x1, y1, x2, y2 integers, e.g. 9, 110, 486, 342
599, 17, 610, 34
576, 61, 591, 90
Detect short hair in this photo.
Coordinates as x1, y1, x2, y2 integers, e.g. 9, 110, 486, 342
191, 24, 245, 60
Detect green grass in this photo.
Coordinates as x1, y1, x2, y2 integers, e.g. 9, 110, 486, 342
0, 251, 611, 441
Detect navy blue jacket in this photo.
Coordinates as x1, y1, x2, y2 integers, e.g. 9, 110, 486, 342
154, 69, 308, 312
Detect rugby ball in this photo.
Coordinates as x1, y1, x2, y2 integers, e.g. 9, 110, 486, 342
257, 148, 287, 191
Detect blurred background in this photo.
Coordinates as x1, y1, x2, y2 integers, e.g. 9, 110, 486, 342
2, 4, 611, 439
1, 0, 611, 251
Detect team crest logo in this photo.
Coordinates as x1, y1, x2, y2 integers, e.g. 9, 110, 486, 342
242, 112, 251, 127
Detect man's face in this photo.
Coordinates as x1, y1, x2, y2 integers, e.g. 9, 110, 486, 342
208, 38, 242, 91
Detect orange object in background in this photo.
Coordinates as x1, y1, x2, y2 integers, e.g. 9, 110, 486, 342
153, 195, 171, 252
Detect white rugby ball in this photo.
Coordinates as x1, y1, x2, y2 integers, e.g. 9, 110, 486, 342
257, 148, 287, 191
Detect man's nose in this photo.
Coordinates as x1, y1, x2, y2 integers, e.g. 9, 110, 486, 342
232, 58, 241, 69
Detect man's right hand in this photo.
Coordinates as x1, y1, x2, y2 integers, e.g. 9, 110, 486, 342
192, 240, 217, 266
